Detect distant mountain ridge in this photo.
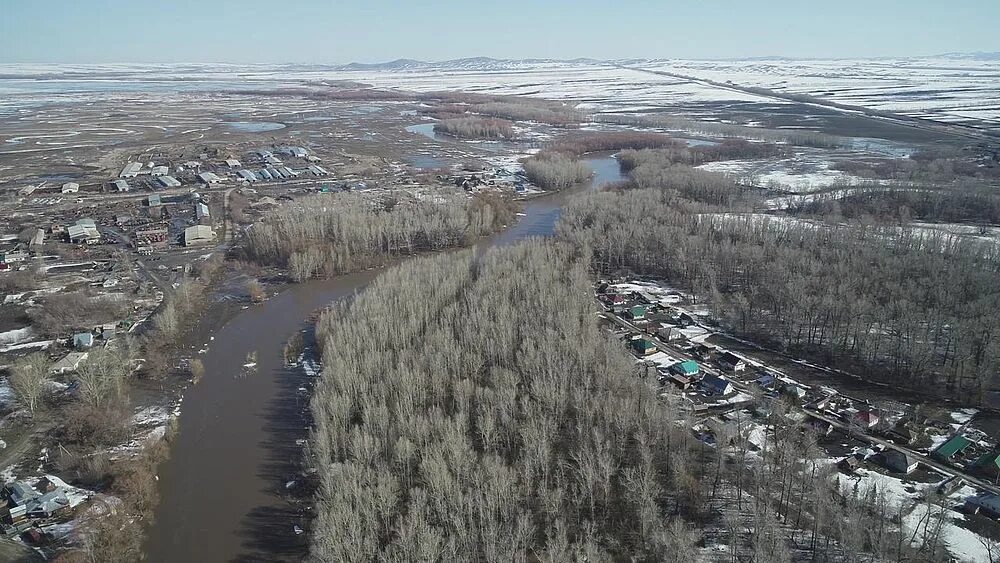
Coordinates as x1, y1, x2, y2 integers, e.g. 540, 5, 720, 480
335, 53, 1000, 71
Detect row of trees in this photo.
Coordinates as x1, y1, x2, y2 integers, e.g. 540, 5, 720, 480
241, 191, 516, 281
832, 153, 1000, 183
472, 100, 583, 126
595, 113, 845, 148
433, 117, 515, 140
791, 185, 1000, 225
558, 183, 1000, 399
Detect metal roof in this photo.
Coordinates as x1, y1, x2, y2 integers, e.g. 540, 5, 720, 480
933, 435, 973, 459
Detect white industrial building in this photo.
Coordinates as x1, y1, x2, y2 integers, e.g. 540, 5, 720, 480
157, 176, 181, 188
112, 179, 130, 192
225, 159, 242, 169
184, 225, 215, 246
120, 162, 143, 178
197, 172, 222, 184
237, 170, 259, 182
68, 224, 100, 244
196, 203, 210, 220
61, 182, 79, 194
150, 165, 169, 177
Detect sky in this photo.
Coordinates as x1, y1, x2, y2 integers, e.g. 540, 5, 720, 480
1, 0, 997, 64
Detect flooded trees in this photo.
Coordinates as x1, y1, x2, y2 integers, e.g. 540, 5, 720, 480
308, 242, 696, 560
433, 117, 515, 140
522, 152, 592, 190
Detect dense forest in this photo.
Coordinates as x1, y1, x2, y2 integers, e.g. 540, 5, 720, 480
307, 242, 956, 561
240, 191, 516, 280
557, 159, 1000, 400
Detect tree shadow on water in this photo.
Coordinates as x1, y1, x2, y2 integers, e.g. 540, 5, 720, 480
232, 334, 319, 562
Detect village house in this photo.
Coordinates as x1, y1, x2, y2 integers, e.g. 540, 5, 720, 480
678, 312, 696, 327
664, 371, 695, 390
700, 374, 734, 397
853, 409, 880, 429
779, 383, 807, 401
879, 448, 918, 474
0, 249, 28, 266
717, 351, 747, 372
806, 417, 834, 436
755, 372, 777, 390
1, 479, 72, 526
631, 338, 657, 357
932, 434, 973, 462
966, 493, 1000, 519
885, 422, 914, 445
669, 360, 700, 378
625, 305, 647, 321
690, 343, 715, 359
974, 450, 1000, 478
50, 352, 88, 375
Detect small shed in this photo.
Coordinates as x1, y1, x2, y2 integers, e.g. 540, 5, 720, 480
838, 455, 863, 473
72, 332, 94, 349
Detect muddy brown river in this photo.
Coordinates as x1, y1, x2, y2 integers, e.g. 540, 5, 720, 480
143, 159, 622, 562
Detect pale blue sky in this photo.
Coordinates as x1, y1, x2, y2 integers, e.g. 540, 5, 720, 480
1, 0, 996, 63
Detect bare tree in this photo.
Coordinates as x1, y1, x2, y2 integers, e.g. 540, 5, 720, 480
9, 353, 50, 414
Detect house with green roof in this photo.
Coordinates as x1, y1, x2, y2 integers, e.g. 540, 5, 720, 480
631, 338, 657, 357
626, 305, 647, 321
931, 434, 973, 461
669, 360, 700, 377
974, 450, 1000, 476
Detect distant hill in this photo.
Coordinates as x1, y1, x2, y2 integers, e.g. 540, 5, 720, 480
337, 57, 606, 72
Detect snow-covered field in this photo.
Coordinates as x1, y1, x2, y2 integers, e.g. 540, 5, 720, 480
640, 57, 1000, 129
3, 56, 997, 131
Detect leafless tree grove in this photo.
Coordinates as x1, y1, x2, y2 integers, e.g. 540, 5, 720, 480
242, 191, 515, 281
308, 242, 698, 561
